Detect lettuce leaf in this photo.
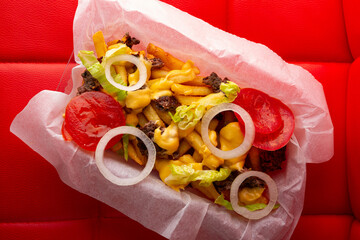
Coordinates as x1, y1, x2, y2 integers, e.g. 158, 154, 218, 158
77, 48, 129, 101
164, 164, 231, 187
214, 194, 281, 212
215, 194, 233, 210
220, 81, 240, 102
172, 81, 240, 130
244, 203, 280, 211
122, 134, 129, 161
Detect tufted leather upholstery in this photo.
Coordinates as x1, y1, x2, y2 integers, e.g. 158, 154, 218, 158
1, 0, 359, 239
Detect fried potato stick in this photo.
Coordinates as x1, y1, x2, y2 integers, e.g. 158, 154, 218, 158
92, 31, 107, 58
171, 83, 212, 96
147, 43, 184, 70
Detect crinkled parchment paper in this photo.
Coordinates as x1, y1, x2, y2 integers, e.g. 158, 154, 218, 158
10, 0, 334, 239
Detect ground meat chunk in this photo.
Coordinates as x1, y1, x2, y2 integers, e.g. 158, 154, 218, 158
119, 32, 140, 49
214, 171, 238, 193
147, 57, 164, 69
259, 146, 287, 172
137, 121, 167, 158
202, 72, 229, 93
77, 70, 101, 95
152, 96, 180, 112
240, 176, 266, 189
140, 121, 159, 139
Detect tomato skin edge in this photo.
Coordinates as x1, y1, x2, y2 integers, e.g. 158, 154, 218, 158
233, 89, 295, 151
252, 99, 295, 151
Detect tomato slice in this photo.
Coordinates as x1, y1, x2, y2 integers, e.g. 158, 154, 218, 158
234, 88, 295, 151
62, 91, 126, 151
234, 88, 283, 134
252, 97, 295, 151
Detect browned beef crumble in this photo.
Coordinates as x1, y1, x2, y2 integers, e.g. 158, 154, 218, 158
140, 121, 159, 139
152, 96, 180, 112
77, 70, 101, 95
202, 72, 229, 93
137, 121, 167, 158
118, 32, 140, 49
259, 146, 287, 172
240, 176, 266, 189
147, 57, 165, 69
244, 146, 287, 172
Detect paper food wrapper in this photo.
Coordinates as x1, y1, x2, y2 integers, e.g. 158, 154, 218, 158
10, 0, 334, 239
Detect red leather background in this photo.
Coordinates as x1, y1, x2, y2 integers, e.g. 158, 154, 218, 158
1, 0, 359, 239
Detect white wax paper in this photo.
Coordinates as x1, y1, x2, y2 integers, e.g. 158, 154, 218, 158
10, 0, 334, 239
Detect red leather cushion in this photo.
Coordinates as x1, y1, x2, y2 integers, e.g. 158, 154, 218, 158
1, 63, 98, 222
347, 58, 360, 219
297, 63, 351, 214
0, 219, 95, 240
350, 220, 360, 240
343, 0, 360, 58
227, 0, 353, 62
291, 215, 352, 240
0, 1, 77, 62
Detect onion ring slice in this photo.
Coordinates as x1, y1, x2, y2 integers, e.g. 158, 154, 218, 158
230, 171, 278, 220
95, 126, 156, 186
104, 54, 147, 91
201, 103, 255, 159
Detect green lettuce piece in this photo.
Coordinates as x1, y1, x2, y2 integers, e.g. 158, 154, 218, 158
164, 164, 231, 187
220, 81, 240, 102
214, 194, 281, 212
122, 134, 129, 161
77, 49, 128, 102
78, 50, 98, 68
215, 194, 233, 210
114, 74, 127, 101
244, 203, 280, 211
172, 81, 240, 130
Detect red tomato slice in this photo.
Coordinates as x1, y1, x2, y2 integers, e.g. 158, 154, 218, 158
234, 88, 295, 151
62, 91, 125, 151
252, 97, 295, 151
234, 88, 283, 134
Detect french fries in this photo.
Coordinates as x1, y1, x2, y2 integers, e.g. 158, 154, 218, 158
87, 32, 249, 203
174, 95, 202, 105
143, 104, 165, 127
171, 83, 212, 96
147, 43, 184, 70
92, 31, 107, 58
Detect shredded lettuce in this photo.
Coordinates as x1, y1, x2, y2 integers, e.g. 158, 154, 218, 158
220, 81, 240, 102
215, 194, 233, 210
77, 45, 130, 102
122, 134, 129, 161
172, 81, 240, 130
244, 203, 280, 211
214, 194, 281, 212
164, 164, 231, 187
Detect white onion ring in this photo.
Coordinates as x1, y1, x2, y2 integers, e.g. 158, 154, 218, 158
201, 103, 255, 159
104, 54, 147, 91
95, 126, 156, 186
230, 171, 278, 220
